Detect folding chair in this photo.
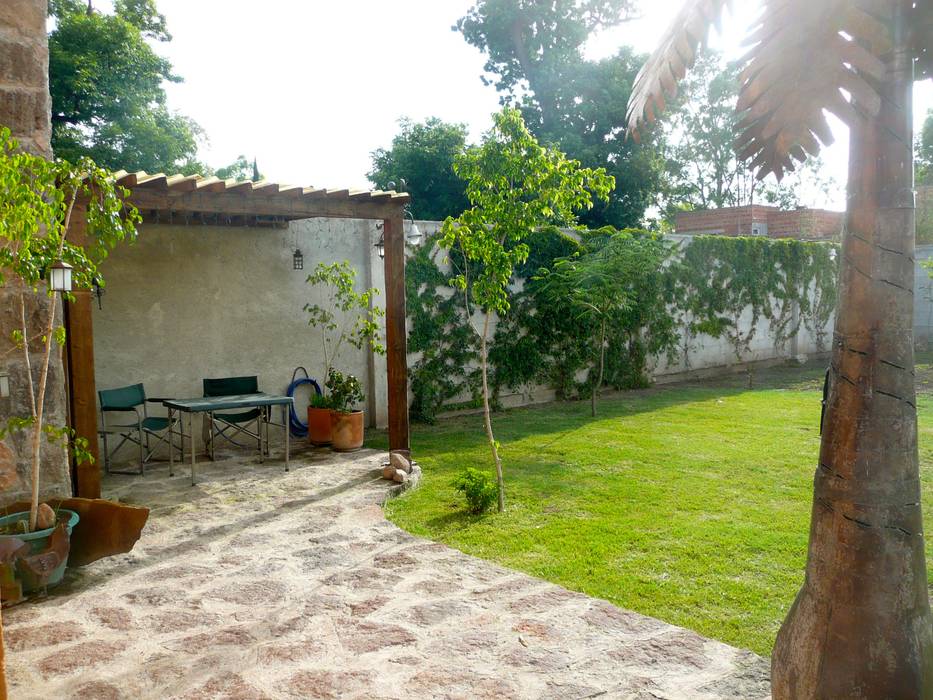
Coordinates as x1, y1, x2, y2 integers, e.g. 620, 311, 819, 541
202, 375, 264, 460
98, 383, 179, 475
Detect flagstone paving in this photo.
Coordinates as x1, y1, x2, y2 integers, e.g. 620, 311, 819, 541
4, 448, 771, 699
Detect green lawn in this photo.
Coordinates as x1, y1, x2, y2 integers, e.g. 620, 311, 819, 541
369, 362, 933, 656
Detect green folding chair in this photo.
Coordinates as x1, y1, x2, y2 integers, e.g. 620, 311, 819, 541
98, 383, 179, 475
202, 375, 264, 460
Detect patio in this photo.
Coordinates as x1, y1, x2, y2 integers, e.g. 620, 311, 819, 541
3, 448, 769, 699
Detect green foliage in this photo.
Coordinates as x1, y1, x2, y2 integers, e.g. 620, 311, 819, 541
441, 107, 614, 315
453, 467, 499, 514
918, 110, 933, 186
671, 236, 839, 362
305, 260, 385, 393
660, 52, 837, 221
309, 392, 334, 410
0, 127, 139, 530
368, 118, 471, 221
214, 156, 261, 182
48, 0, 205, 173
457, 2, 662, 228
325, 369, 364, 414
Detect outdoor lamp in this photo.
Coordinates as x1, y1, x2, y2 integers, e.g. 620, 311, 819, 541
49, 260, 73, 293
293, 249, 304, 271
374, 232, 385, 259
406, 221, 422, 247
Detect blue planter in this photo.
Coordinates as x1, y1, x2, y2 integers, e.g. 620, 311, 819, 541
0, 509, 79, 590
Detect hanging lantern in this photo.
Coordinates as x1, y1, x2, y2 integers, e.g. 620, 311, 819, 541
49, 260, 73, 293
374, 233, 386, 259
293, 249, 304, 270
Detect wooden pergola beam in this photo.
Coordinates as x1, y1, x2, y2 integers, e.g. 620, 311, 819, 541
382, 214, 410, 456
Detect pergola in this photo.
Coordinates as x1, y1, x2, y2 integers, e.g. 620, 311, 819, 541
65, 172, 411, 498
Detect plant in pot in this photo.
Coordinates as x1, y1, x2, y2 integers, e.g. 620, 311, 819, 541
326, 369, 366, 451
304, 260, 384, 445
0, 127, 139, 598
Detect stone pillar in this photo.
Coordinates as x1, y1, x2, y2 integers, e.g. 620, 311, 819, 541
0, 0, 51, 158
0, 0, 72, 508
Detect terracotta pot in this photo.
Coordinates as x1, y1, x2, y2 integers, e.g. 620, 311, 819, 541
330, 410, 364, 452
307, 406, 333, 446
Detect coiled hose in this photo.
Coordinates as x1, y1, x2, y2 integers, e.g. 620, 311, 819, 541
287, 367, 322, 438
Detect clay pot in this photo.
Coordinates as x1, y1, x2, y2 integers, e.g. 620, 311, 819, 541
307, 407, 333, 446
330, 410, 364, 452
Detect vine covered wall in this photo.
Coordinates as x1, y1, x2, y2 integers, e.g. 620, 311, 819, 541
406, 226, 839, 423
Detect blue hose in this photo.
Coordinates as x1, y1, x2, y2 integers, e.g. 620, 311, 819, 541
286, 367, 321, 437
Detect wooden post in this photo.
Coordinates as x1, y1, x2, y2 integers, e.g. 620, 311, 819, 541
64, 206, 101, 498
382, 214, 410, 457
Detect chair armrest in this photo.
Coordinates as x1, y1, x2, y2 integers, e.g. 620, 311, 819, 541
146, 398, 173, 403
101, 406, 141, 413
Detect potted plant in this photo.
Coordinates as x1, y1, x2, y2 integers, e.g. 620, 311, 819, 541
326, 369, 366, 451
304, 260, 385, 445
0, 128, 139, 596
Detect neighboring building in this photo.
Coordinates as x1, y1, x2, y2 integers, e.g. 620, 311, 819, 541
675, 205, 843, 241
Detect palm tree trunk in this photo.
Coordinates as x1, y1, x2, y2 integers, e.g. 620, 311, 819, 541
772, 4, 933, 696
479, 314, 505, 513
592, 319, 606, 418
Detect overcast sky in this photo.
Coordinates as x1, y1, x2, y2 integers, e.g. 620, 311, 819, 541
151, 0, 933, 210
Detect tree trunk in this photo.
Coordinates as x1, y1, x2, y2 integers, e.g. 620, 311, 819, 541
772, 5, 933, 696
479, 314, 505, 513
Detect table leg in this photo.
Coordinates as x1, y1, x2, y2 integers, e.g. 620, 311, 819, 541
190, 411, 196, 486
168, 407, 175, 477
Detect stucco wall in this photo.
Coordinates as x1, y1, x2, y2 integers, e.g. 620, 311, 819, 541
0, 0, 72, 508
93, 218, 390, 458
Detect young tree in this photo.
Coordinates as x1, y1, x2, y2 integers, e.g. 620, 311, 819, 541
48, 0, 206, 173
368, 118, 471, 221
0, 128, 140, 531
457, 1, 663, 229
919, 109, 933, 185
441, 108, 613, 512
628, 0, 933, 695
536, 229, 671, 416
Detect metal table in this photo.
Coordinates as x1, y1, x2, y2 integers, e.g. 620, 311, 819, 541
163, 393, 294, 485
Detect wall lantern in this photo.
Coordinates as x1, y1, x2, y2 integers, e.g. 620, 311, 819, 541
374, 214, 423, 259
293, 249, 304, 271
49, 260, 73, 293
0, 373, 9, 399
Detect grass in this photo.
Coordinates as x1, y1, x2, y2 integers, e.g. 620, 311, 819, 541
369, 360, 933, 657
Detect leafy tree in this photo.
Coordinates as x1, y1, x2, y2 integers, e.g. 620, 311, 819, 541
662, 52, 836, 220
919, 109, 933, 185
628, 0, 933, 694
441, 107, 613, 512
0, 128, 140, 532
214, 156, 261, 182
457, 1, 661, 229
368, 118, 470, 221
48, 0, 205, 173
536, 229, 672, 416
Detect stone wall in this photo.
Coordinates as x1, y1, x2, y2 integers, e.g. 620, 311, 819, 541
675, 205, 843, 241
0, 0, 71, 508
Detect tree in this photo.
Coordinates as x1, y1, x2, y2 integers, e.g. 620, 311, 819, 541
441, 107, 613, 512
536, 229, 671, 416
0, 127, 139, 531
662, 52, 836, 219
919, 109, 933, 184
457, 1, 662, 229
48, 0, 206, 173
214, 156, 262, 182
368, 118, 470, 221
628, 0, 933, 696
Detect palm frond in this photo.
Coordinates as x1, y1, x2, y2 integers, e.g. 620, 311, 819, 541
734, 0, 891, 180
625, 0, 731, 140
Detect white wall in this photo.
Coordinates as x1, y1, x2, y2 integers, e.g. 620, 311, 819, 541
93, 218, 391, 454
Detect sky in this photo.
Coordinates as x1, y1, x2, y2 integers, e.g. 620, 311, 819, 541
149, 0, 933, 211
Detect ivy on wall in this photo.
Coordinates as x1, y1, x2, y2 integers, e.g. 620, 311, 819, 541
406, 230, 839, 422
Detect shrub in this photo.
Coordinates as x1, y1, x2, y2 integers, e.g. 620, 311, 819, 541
453, 468, 499, 514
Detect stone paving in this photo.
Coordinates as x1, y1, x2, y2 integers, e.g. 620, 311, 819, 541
4, 447, 771, 699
